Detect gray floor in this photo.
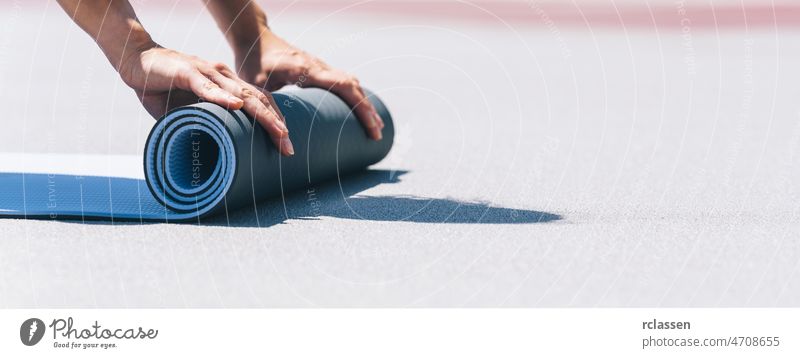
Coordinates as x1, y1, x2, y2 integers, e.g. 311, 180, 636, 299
1, 2, 799, 307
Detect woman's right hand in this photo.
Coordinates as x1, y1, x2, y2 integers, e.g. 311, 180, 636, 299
118, 44, 295, 156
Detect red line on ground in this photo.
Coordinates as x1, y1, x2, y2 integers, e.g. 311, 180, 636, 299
272, 1, 800, 30
10, 0, 799, 30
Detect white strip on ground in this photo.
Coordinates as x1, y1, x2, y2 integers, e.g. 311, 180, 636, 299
0, 153, 143, 179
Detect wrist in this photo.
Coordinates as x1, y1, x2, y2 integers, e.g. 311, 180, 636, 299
231, 22, 275, 60
227, 5, 279, 64
98, 22, 157, 72
112, 32, 160, 87
206, 0, 272, 56
232, 27, 280, 83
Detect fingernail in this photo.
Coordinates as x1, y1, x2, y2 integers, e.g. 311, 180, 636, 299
374, 129, 382, 141
281, 137, 295, 155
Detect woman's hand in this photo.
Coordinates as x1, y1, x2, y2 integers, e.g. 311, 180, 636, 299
119, 45, 295, 156
56, 0, 294, 156
204, 0, 383, 139
235, 31, 385, 141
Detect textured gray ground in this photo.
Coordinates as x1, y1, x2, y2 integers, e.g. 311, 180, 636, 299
1, 2, 799, 307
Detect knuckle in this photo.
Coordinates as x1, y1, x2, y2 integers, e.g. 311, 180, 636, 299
343, 77, 360, 89
212, 62, 231, 73
202, 81, 219, 91
288, 65, 308, 80
175, 66, 195, 81
240, 87, 256, 98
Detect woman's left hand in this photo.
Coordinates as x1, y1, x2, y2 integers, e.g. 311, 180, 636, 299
234, 31, 385, 141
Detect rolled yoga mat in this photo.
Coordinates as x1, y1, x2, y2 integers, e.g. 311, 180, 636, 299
0, 88, 394, 222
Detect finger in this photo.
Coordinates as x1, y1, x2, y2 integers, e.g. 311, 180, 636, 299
242, 86, 295, 156
313, 73, 383, 138
181, 69, 244, 109
215, 69, 288, 125
259, 88, 287, 125
306, 72, 383, 140
209, 70, 294, 156
208, 70, 246, 100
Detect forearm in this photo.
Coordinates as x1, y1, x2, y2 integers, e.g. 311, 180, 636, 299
204, 0, 271, 56
56, 0, 156, 70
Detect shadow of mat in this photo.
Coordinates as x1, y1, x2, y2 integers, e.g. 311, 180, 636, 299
204, 170, 561, 227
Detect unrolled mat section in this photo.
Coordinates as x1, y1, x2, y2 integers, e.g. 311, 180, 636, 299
0, 88, 395, 222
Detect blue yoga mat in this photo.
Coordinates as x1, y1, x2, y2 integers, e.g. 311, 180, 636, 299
0, 88, 394, 222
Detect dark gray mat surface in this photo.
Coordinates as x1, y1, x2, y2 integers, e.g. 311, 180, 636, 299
0, 88, 393, 222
